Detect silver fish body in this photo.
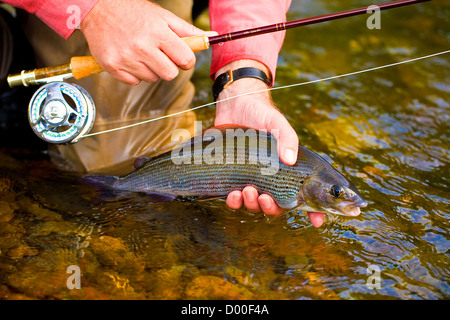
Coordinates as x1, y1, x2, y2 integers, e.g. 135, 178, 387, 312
108, 126, 367, 216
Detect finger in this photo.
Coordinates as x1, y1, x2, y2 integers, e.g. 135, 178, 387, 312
204, 31, 220, 37
307, 212, 324, 228
160, 35, 197, 71
163, 11, 207, 38
140, 48, 180, 81
277, 124, 299, 166
113, 56, 164, 84
160, 10, 205, 70
127, 61, 160, 83
258, 194, 285, 216
226, 191, 243, 210
98, 53, 143, 85
112, 69, 141, 86
242, 186, 261, 213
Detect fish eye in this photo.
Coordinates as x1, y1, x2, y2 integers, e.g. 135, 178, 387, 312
330, 185, 344, 198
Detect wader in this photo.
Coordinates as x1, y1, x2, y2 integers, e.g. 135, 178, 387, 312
4, 0, 208, 175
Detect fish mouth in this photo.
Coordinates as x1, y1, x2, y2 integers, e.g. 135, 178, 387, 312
337, 200, 368, 217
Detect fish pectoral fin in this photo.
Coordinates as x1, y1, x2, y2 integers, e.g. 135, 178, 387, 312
276, 198, 301, 210
142, 192, 178, 202
296, 203, 320, 213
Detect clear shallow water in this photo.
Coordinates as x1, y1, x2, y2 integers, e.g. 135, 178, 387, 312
0, 0, 449, 299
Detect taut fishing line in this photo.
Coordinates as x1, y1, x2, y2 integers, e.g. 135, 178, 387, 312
79, 49, 450, 139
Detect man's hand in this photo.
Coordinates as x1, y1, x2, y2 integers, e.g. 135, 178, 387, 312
226, 188, 324, 228
214, 60, 324, 228
80, 0, 207, 85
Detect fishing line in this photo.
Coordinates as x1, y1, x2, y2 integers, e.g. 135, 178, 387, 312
82, 49, 450, 139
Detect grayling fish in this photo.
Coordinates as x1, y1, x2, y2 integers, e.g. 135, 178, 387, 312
88, 126, 368, 216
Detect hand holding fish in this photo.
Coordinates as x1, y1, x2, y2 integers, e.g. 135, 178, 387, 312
80, 0, 207, 85
213, 60, 325, 227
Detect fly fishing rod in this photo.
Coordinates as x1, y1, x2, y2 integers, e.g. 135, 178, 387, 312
7, 0, 430, 88
6, 0, 430, 144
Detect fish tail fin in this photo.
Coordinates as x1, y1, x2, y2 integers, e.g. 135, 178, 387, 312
81, 174, 178, 204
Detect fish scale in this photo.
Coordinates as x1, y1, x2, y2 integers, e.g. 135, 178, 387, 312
125, 161, 300, 199
113, 128, 314, 208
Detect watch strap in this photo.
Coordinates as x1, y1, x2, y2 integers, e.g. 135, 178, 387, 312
212, 67, 271, 101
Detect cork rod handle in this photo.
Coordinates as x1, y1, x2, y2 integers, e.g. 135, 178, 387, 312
182, 35, 210, 52
70, 56, 103, 79
70, 35, 210, 80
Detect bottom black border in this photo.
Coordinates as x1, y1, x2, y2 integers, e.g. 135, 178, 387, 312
1, 300, 447, 318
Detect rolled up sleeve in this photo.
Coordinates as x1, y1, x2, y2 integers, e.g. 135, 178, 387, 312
209, 0, 292, 85
3, 0, 98, 39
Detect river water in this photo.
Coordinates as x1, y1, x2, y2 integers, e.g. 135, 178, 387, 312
0, 0, 448, 299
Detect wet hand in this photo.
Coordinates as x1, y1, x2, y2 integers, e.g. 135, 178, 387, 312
80, 0, 208, 85
226, 189, 324, 228
214, 60, 299, 166
214, 60, 324, 227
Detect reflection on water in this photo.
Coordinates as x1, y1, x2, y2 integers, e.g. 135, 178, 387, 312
0, 0, 449, 299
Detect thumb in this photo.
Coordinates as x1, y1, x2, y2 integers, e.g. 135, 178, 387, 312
269, 115, 299, 166
164, 12, 209, 37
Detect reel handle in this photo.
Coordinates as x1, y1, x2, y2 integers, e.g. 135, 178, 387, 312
7, 35, 210, 88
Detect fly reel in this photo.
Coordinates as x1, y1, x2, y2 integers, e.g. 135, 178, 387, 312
28, 82, 95, 144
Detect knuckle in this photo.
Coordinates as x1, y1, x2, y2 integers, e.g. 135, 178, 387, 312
178, 54, 196, 70
115, 70, 140, 86
101, 55, 119, 73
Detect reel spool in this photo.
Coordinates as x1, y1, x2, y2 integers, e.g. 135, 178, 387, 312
28, 82, 95, 144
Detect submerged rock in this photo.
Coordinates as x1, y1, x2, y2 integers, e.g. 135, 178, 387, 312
6, 244, 39, 258
0, 201, 14, 223
186, 275, 253, 299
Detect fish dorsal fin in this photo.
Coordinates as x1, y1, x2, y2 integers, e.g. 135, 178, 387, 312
205, 124, 259, 135
134, 157, 151, 169
207, 124, 252, 131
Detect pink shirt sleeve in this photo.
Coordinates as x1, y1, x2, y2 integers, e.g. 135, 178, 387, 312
209, 0, 292, 85
3, 0, 98, 39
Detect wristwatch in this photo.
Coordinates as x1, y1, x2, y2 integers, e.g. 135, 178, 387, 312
212, 67, 272, 101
